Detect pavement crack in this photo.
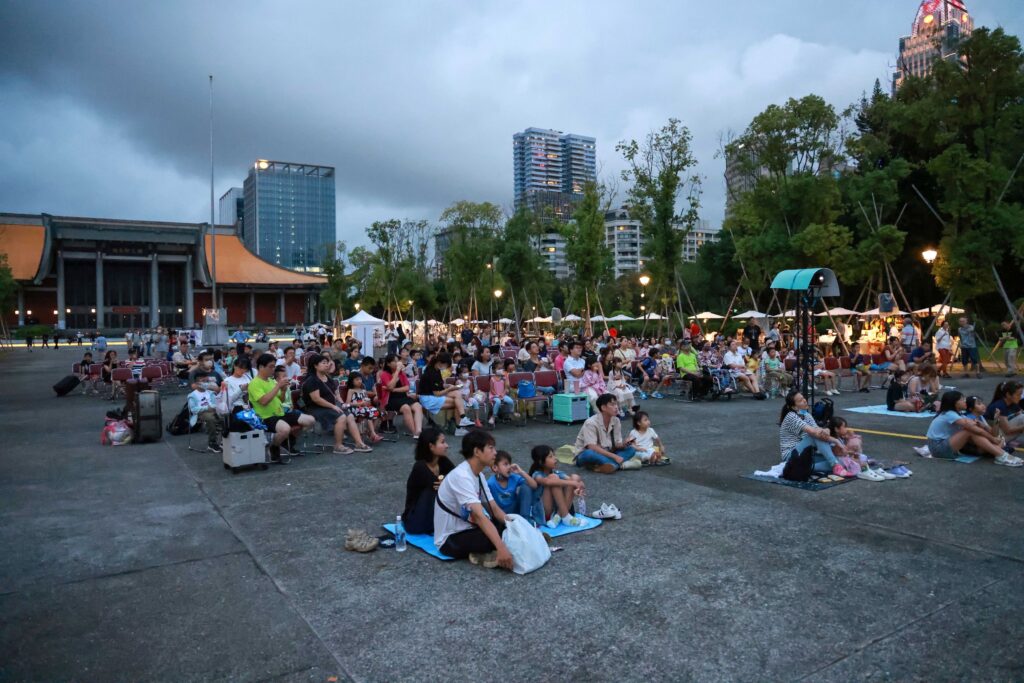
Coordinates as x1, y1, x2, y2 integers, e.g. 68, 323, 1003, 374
794, 576, 1006, 681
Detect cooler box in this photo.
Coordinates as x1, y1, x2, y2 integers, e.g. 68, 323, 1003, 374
552, 393, 590, 424
224, 431, 267, 471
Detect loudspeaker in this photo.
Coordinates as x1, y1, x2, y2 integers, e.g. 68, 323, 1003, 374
551, 307, 562, 325
879, 293, 895, 313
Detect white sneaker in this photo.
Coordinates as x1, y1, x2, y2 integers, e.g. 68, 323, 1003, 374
912, 445, 932, 458
545, 514, 561, 528
563, 514, 582, 526
872, 467, 897, 480
620, 458, 642, 470
458, 417, 474, 427
454, 427, 468, 437
995, 454, 1023, 467
857, 469, 884, 482
593, 503, 622, 520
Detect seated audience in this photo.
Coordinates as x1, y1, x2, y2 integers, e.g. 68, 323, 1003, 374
926, 391, 1019, 465
433, 430, 513, 569
301, 352, 372, 454
628, 410, 667, 465
778, 390, 848, 476
188, 370, 224, 454
487, 450, 540, 521
417, 352, 474, 436
249, 353, 316, 462
529, 445, 585, 527
573, 394, 640, 473
403, 428, 455, 535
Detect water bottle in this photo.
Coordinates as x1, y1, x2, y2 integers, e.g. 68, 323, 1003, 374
394, 515, 407, 552
573, 495, 587, 517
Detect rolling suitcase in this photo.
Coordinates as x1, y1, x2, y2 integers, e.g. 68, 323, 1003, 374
135, 390, 164, 443
53, 375, 81, 397
223, 431, 268, 473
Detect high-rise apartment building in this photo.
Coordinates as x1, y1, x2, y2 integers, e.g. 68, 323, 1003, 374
603, 207, 720, 279
513, 127, 596, 279
242, 159, 335, 272
893, 0, 973, 92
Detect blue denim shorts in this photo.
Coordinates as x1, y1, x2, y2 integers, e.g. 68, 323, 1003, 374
928, 437, 958, 459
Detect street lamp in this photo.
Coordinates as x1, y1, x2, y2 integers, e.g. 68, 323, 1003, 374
354, 302, 361, 311
922, 248, 938, 264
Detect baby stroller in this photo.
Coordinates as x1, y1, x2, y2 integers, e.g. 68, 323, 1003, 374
707, 368, 737, 401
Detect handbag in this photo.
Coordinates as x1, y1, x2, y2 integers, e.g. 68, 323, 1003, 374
517, 380, 536, 399
501, 514, 551, 575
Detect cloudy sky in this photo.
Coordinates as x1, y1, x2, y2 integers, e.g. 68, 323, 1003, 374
1, 1, 1021, 245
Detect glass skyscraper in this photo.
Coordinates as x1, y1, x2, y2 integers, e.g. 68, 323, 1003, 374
242, 160, 335, 272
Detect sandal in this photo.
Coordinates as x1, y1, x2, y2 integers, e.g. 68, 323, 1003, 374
333, 446, 354, 454
344, 529, 379, 553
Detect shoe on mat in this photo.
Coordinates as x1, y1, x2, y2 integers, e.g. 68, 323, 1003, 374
857, 469, 884, 482
995, 454, 1023, 467
545, 514, 561, 529
563, 514, 582, 526
832, 464, 853, 478
620, 458, 642, 470
468, 551, 499, 568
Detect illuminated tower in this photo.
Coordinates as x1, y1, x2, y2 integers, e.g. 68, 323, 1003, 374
893, 0, 973, 92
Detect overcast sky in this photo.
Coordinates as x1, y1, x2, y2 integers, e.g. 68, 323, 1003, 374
1, 1, 1021, 245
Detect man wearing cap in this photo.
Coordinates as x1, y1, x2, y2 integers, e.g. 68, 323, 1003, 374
675, 339, 712, 399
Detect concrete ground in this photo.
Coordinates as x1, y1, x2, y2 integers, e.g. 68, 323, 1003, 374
1, 346, 1022, 682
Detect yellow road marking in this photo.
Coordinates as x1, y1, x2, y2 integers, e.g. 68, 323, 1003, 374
856, 427, 1023, 453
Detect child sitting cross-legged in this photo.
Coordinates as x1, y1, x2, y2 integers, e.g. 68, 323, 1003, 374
487, 450, 539, 519
529, 445, 585, 528
627, 411, 669, 465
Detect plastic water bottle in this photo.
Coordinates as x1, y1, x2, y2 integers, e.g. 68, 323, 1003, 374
573, 495, 587, 517
394, 515, 407, 552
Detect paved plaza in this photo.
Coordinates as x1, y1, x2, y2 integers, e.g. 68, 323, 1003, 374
1, 347, 1022, 682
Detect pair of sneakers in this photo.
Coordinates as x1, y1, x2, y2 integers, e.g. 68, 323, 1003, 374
994, 453, 1023, 467
591, 503, 622, 520
857, 467, 896, 481
545, 513, 582, 529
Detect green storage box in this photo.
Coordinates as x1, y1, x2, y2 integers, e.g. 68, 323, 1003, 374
552, 393, 590, 424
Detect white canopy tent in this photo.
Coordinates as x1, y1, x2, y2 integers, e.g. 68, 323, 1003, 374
450, 318, 466, 325
607, 314, 636, 322
494, 317, 515, 324
816, 307, 861, 317
526, 316, 552, 323
734, 310, 767, 319
695, 311, 724, 320
590, 315, 607, 322
562, 314, 582, 322
341, 310, 387, 353
639, 312, 664, 320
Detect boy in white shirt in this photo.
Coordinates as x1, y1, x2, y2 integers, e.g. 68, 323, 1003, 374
188, 371, 223, 454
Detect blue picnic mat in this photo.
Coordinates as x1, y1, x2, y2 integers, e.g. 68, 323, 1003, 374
844, 405, 933, 418
742, 473, 858, 491
383, 515, 603, 561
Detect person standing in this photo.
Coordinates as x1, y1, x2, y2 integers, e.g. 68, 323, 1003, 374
41, 331, 50, 348
25, 332, 34, 352
933, 319, 953, 378
993, 321, 1021, 378
957, 317, 982, 379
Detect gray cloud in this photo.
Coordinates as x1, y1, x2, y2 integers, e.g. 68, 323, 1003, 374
1, 0, 1021, 245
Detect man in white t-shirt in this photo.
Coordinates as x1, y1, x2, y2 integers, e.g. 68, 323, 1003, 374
723, 340, 763, 397
433, 430, 513, 569
278, 347, 303, 382
562, 341, 587, 394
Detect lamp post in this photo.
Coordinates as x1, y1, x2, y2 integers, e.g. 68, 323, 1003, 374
639, 275, 651, 336
408, 299, 414, 344
487, 262, 494, 325
922, 249, 937, 265
494, 289, 503, 331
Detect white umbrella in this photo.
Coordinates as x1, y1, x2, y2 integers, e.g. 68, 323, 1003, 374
912, 305, 965, 317
527, 316, 552, 323
590, 315, 606, 322
494, 317, 514, 324
861, 307, 907, 317
563, 314, 582, 321
734, 310, 767, 319
607, 314, 636, 322
695, 311, 724, 320
640, 312, 664, 320
450, 318, 466, 325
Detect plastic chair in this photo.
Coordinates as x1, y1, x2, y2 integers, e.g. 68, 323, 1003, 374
509, 371, 549, 420
110, 368, 133, 400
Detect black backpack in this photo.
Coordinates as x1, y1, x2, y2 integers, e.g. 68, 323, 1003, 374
166, 402, 197, 436
782, 444, 816, 482
812, 397, 834, 427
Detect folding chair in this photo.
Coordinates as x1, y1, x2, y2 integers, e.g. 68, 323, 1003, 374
109, 368, 133, 400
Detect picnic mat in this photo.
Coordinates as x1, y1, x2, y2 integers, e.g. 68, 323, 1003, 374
844, 405, 933, 418
382, 516, 603, 561
742, 473, 858, 491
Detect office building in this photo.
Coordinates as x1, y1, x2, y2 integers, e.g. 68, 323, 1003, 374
893, 0, 972, 92
219, 187, 244, 236
604, 207, 720, 279
242, 159, 335, 272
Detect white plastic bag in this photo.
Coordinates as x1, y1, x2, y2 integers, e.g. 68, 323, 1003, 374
501, 514, 551, 575
215, 385, 231, 417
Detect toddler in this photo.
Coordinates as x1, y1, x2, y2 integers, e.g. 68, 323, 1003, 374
487, 368, 518, 426
605, 358, 636, 416
346, 373, 382, 443
627, 411, 668, 465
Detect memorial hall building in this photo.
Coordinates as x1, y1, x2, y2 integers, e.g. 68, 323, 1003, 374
1, 212, 326, 332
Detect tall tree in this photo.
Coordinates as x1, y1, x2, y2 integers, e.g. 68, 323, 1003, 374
438, 201, 502, 321
496, 209, 547, 330
617, 118, 702, 325
560, 181, 613, 327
